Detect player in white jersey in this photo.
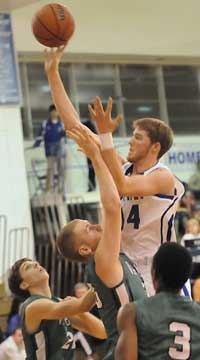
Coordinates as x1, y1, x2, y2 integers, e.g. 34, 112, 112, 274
121, 162, 184, 295
44, 46, 188, 296
87, 99, 188, 296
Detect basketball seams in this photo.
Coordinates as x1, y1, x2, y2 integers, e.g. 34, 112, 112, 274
49, 4, 60, 38
36, 15, 65, 42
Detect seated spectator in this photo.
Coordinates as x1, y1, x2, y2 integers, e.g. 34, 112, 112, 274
0, 327, 26, 360
6, 297, 22, 336
188, 160, 200, 201
181, 218, 200, 267
175, 182, 195, 237
194, 204, 200, 223
181, 218, 200, 246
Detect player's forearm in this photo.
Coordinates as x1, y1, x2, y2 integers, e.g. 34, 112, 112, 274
47, 69, 79, 130
51, 298, 85, 319
91, 152, 121, 212
101, 148, 126, 194
70, 313, 107, 339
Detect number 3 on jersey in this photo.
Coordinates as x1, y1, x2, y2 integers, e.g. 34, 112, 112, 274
121, 205, 140, 230
169, 322, 190, 359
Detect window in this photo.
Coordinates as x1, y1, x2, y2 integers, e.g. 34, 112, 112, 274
19, 60, 200, 139
163, 66, 200, 134
120, 65, 160, 135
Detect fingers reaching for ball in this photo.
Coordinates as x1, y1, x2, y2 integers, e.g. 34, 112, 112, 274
44, 44, 67, 74
66, 124, 101, 160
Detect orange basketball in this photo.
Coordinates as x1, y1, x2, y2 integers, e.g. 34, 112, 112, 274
32, 3, 75, 47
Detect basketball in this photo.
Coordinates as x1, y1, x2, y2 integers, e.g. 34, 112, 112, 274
32, 3, 75, 47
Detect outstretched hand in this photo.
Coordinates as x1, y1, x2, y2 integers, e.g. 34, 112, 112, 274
88, 96, 122, 134
44, 44, 67, 74
66, 124, 101, 160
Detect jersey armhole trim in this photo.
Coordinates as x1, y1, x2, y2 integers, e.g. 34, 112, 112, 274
154, 193, 175, 200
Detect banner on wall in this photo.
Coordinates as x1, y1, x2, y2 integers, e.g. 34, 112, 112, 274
163, 141, 200, 182
0, 13, 21, 105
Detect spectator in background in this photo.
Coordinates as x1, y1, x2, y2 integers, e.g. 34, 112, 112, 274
6, 297, 22, 337
181, 218, 200, 266
74, 283, 89, 299
188, 160, 200, 201
74, 283, 107, 360
0, 327, 26, 360
181, 218, 200, 246
73, 283, 94, 360
33, 104, 66, 192
82, 119, 96, 192
194, 204, 200, 223
175, 181, 195, 237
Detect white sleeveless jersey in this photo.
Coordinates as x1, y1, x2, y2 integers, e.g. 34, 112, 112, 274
121, 162, 185, 263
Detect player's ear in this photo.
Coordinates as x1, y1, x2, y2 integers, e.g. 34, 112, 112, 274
79, 245, 92, 257
152, 142, 161, 156
20, 280, 29, 291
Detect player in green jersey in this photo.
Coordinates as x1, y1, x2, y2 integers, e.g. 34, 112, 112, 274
8, 258, 106, 359
57, 125, 146, 359
116, 242, 200, 360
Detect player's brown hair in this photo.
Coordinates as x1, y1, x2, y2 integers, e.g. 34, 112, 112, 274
133, 118, 173, 159
8, 258, 31, 300
57, 220, 88, 262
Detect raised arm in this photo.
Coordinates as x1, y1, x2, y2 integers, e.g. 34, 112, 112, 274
67, 125, 123, 287
89, 96, 174, 197
44, 46, 79, 130
116, 303, 138, 360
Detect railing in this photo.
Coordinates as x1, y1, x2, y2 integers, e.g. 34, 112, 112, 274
0, 216, 31, 280
6, 227, 31, 270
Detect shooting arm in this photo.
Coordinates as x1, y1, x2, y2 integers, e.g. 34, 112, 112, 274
47, 69, 79, 130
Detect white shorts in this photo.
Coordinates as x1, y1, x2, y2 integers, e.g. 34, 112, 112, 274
135, 261, 155, 296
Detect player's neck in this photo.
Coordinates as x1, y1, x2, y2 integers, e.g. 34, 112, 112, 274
133, 158, 158, 175
29, 282, 52, 298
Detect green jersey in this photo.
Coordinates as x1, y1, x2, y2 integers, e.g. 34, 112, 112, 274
21, 294, 73, 360
87, 252, 146, 359
135, 291, 200, 360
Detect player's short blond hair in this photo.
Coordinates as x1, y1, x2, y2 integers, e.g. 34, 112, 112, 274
57, 220, 89, 262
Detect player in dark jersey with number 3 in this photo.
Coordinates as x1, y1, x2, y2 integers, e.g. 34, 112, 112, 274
116, 242, 200, 360
57, 125, 146, 360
